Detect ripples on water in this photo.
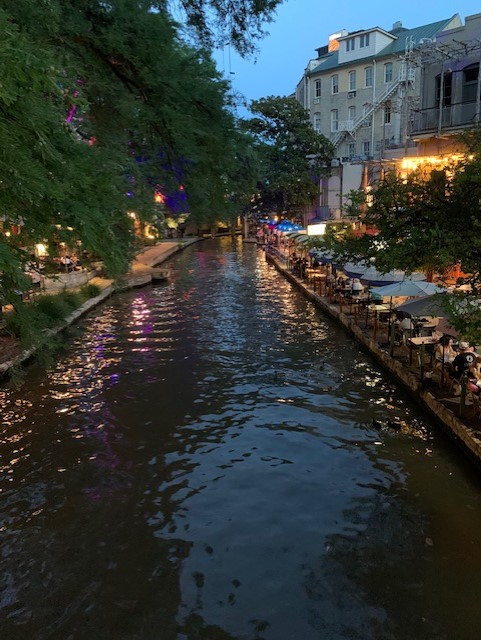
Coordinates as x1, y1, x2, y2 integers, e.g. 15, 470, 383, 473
1, 238, 481, 640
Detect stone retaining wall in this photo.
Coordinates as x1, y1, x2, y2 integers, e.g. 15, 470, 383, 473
44, 270, 95, 291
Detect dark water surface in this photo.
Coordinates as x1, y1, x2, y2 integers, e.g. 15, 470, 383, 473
2, 238, 481, 640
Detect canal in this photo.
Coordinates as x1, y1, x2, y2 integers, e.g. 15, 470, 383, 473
1, 237, 481, 639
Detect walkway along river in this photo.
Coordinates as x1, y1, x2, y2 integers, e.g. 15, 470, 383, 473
1, 237, 481, 639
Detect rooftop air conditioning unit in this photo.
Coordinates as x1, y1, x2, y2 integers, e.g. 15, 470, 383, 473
419, 38, 433, 45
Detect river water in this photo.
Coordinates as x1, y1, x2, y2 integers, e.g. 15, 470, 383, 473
1, 238, 481, 640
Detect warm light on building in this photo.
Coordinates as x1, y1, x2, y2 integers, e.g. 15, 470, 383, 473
35, 243, 48, 257
400, 154, 474, 175
154, 191, 165, 204
307, 223, 326, 236
144, 225, 157, 240
328, 32, 343, 52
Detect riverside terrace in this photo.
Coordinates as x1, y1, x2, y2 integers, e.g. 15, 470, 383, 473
263, 244, 481, 467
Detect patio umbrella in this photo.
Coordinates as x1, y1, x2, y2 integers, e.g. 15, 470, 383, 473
414, 281, 446, 295
436, 317, 459, 337
294, 235, 311, 245
359, 267, 426, 286
370, 280, 434, 298
310, 248, 334, 263
396, 294, 448, 317
341, 261, 369, 278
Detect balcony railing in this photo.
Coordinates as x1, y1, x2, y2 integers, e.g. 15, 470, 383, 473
411, 101, 481, 135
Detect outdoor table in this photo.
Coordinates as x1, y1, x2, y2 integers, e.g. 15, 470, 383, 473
365, 303, 390, 327
306, 269, 326, 295
407, 335, 438, 365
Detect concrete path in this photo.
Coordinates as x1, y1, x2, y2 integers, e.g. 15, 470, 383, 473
119, 239, 199, 288
0, 239, 201, 375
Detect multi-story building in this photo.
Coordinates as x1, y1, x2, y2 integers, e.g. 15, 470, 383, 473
295, 14, 461, 220
407, 12, 481, 167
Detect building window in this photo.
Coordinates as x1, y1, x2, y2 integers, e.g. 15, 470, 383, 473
362, 141, 371, 156
363, 103, 372, 126
348, 105, 356, 123
331, 74, 339, 94
331, 109, 338, 132
360, 33, 370, 48
384, 62, 393, 83
314, 112, 321, 132
348, 70, 356, 91
365, 66, 373, 87
315, 79, 321, 98
384, 104, 391, 124
436, 72, 452, 106
346, 37, 356, 52
348, 142, 356, 158
462, 64, 479, 102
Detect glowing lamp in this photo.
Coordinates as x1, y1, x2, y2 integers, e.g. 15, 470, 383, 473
35, 243, 48, 257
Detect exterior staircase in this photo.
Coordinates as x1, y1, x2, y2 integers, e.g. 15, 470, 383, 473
332, 67, 415, 147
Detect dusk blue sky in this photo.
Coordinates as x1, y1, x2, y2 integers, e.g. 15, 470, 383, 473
215, 1, 481, 115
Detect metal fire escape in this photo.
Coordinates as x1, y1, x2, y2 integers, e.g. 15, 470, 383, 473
332, 38, 417, 148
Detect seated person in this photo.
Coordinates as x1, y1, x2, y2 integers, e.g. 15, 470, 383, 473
450, 341, 476, 380
398, 314, 415, 333
351, 278, 364, 296
435, 336, 456, 364
326, 272, 336, 287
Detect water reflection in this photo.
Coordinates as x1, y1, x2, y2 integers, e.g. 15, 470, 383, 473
1, 238, 481, 639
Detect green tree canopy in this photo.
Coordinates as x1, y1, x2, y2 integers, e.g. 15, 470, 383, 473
0, 0, 277, 349
162, 0, 284, 55
242, 96, 334, 218
323, 128, 481, 339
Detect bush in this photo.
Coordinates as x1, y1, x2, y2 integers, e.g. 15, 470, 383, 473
34, 294, 73, 323
80, 283, 101, 299
58, 290, 83, 310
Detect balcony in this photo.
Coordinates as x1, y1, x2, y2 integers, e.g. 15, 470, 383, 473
411, 101, 480, 136
337, 119, 355, 133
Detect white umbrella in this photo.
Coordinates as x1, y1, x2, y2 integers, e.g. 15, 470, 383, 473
370, 280, 436, 298
360, 267, 425, 286
312, 249, 334, 263
341, 261, 369, 277
295, 235, 311, 244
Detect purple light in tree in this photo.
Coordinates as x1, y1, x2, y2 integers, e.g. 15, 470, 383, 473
66, 105, 76, 123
